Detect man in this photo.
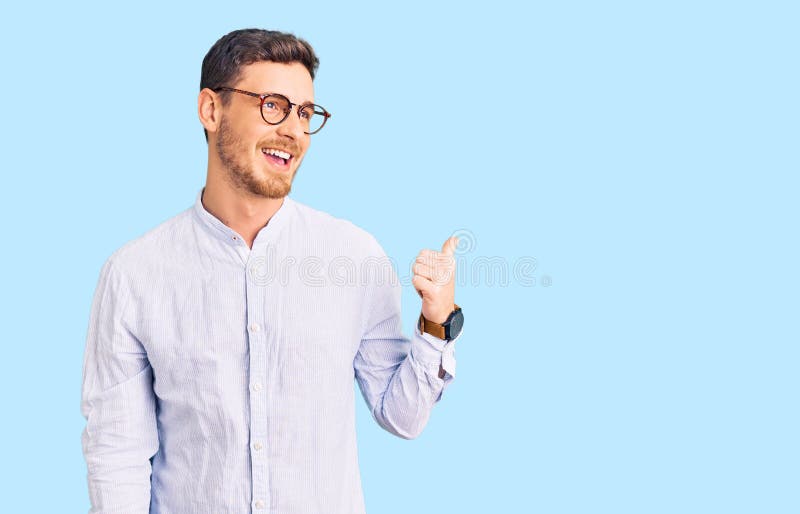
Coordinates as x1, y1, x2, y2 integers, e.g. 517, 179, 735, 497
80, 29, 464, 513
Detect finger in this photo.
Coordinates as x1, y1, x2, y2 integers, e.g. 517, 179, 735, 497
416, 249, 437, 263
441, 236, 459, 256
416, 251, 453, 269
412, 274, 436, 297
413, 262, 435, 281
415, 261, 454, 285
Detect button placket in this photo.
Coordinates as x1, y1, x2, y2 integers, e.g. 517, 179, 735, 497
246, 251, 270, 511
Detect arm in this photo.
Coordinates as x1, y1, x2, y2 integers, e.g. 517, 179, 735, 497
354, 239, 459, 440
80, 258, 159, 513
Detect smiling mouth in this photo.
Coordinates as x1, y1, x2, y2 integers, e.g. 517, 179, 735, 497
262, 148, 293, 170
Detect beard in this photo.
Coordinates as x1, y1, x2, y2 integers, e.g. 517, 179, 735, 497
215, 117, 299, 199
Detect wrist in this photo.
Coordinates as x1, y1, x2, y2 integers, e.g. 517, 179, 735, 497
419, 304, 463, 341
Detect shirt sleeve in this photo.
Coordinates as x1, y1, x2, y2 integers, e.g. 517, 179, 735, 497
353, 240, 460, 440
80, 258, 159, 513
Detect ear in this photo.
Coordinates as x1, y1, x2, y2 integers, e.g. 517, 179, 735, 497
198, 88, 222, 137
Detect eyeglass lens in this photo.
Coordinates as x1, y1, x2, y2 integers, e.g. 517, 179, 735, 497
262, 94, 326, 134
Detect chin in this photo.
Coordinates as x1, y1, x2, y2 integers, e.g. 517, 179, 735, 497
255, 175, 293, 199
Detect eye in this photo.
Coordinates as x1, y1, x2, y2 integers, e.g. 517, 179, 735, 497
299, 105, 317, 121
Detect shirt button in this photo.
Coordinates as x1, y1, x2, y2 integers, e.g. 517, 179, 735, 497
251, 382, 263, 392
254, 499, 265, 509
249, 323, 261, 333
253, 441, 263, 451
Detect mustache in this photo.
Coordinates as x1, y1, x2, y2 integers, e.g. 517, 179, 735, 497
259, 140, 302, 156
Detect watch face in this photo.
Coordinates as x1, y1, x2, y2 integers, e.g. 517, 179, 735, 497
446, 309, 464, 340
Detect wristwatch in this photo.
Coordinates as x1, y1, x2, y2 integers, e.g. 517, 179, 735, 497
418, 304, 464, 341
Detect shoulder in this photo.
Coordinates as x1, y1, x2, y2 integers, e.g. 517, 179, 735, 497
102, 207, 195, 278
287, 198, 397, 295
288, 198, 385, 258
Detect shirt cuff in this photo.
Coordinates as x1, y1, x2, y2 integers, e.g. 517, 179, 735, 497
412, 324, 459, 380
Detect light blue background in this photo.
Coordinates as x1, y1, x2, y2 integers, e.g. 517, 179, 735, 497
1, 1, 797, 512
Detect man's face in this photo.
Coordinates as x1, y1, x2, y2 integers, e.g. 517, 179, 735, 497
214, 61, 314, 199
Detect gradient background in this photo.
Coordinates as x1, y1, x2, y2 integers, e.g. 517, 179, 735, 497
1, 1, 798, 512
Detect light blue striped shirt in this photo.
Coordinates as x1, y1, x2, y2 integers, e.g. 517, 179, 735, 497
80, 188, 459, 514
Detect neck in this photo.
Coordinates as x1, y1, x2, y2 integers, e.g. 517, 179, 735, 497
201, 172, 285, 249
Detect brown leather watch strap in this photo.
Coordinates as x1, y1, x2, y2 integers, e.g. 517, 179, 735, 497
419, 304, 460, 340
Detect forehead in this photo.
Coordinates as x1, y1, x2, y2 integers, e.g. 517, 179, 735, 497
235, 61, 315, 104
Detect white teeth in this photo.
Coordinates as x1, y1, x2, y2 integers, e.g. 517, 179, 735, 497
263, 148, 291, 160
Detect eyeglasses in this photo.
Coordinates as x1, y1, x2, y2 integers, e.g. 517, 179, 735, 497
213, 87, 331, 135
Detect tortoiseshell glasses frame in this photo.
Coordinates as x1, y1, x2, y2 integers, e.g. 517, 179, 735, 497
213, 87, 331, 135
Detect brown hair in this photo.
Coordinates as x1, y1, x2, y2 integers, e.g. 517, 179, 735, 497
200, 28, 319, 141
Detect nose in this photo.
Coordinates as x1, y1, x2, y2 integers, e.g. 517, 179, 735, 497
276, 106, 306, 140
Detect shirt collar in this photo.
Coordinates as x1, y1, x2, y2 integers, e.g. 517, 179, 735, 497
192, 186, 295, 247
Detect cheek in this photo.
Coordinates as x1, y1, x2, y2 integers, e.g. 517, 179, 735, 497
296, 148, 310, 165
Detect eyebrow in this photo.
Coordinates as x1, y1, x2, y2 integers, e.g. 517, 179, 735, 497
262, 91, 315, 106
